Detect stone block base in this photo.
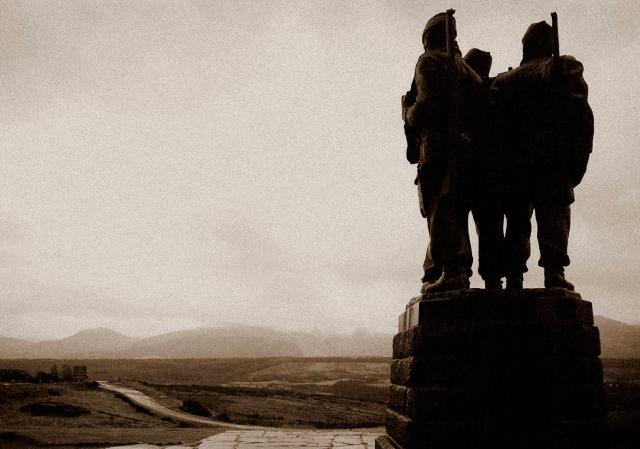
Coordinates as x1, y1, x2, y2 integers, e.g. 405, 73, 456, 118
381, 288, 605, 449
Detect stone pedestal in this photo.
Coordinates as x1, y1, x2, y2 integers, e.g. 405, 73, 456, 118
376, 288, 605, 449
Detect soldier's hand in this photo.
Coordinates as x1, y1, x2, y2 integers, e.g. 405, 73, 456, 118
401, 95, 408, 120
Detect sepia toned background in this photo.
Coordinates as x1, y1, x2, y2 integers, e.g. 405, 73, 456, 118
1, 0, 638, 340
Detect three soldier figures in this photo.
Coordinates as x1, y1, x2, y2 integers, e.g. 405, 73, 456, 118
402, 11, 593, 293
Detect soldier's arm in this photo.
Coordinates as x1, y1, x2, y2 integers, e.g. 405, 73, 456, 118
554, 56, 594, 186
405, 55, 445, 128
403, 78, 420, 164
402, 78, 417, 122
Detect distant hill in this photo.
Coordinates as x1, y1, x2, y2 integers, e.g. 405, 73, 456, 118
595, 316, 640, 359
0, 326, 391, 359
121, 327, 305, 358
42, 327, 140, 358
0, 335, 37, 359
0, 317, 636, 359
0, 328, 139, 359
280, 331, 391, 358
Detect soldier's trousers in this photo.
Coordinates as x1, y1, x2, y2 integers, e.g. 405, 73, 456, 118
423, 192, 472, 276
504, 198, 571, 276
503, 197, 532, 278
472, 198, 505, 282
422, 243, 442, 283
535, 202, 571, 269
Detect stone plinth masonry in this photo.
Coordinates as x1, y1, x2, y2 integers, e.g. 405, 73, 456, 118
376, 288, 605, 449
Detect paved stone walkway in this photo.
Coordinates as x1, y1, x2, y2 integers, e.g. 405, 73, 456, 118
108, 429, 382, 449
199, 429, 380, 448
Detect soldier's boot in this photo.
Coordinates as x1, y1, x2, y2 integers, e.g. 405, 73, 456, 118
422, 272, 470, 294
544, 268, 574, 290
484, 278, 503, 291
421, 268, 442, 284
506, 275, 523, 290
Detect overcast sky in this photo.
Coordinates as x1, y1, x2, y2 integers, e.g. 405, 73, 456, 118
1, 0, 638, 340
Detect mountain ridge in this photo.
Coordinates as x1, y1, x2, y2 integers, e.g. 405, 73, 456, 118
1, 316, 638, 359
0, 325, 392, 359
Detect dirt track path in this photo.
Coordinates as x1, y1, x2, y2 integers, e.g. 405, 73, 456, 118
98, 381, 261, 429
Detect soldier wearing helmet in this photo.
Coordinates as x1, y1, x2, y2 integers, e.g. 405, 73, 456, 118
491, 21, 593, 290
402, 13, 483, 293
462, 48, 507, 291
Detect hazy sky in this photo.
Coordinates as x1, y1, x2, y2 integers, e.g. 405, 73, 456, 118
1, 0, 638, 340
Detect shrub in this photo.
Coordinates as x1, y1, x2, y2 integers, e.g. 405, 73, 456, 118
20, 402, 90, 417
180, 399, 211, 417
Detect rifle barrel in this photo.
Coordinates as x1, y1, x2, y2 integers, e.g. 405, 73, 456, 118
445, 9, 456, 61
444, 9, 460, 153
551, 12, 560, 59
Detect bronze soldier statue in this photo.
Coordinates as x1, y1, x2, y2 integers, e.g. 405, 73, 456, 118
491, 19, 593, 289
403, 68, 444, 286
402, 11, 482, 293
463, 48, 506, 291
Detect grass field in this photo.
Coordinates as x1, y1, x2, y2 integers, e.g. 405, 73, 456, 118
138, 382, 386, 428
1, 357, 640, 448
0, 382, 222, 448
0, 357, 389, 448
0, 357, 390, 385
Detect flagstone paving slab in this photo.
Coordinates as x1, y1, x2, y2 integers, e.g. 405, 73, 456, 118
108, 429, 383, 449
